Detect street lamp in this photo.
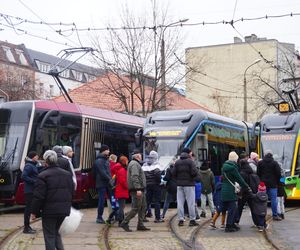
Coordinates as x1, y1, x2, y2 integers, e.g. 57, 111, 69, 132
243, 59, 261, 121
160, 18, 189, 110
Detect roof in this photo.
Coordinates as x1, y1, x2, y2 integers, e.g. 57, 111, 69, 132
53, 73, 211, 114
0, 40, 33, 69
25, 48, 104, 76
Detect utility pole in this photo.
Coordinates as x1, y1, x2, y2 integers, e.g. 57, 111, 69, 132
160, 19, 188, 110
243, 59, 261, 121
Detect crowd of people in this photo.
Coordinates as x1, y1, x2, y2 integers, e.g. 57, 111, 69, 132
21, 143, 286, 248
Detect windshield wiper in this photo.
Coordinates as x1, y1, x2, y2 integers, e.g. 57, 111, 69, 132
0, 138, 18, 170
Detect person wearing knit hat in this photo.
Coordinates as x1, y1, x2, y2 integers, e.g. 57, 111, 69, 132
228, 151, 239, 162
248, 152, 259, 173
221, 151, 250, 232
94, 144, 112, 224
258, 182, 266, 192
250, 181, 268, 232
100, 144, 110, 153
21, 151, 40, 234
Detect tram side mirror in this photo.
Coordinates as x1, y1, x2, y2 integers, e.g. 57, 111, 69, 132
135, 128, 143, 147
36, 128, 44, 144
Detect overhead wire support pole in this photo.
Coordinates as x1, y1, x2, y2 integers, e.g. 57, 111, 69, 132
48, 69, 73, 103
48, 47, 95, 104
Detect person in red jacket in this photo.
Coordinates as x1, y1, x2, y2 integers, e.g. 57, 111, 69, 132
114, 156, 129, 226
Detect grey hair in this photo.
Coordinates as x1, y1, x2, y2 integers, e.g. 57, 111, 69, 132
62, 146, 73, 155
43, 150, 58, 164
52, 145, 63, 154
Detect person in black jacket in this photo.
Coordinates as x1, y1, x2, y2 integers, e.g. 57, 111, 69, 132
52, 145, 72, 175
235, 155, 259, 225
31, 150, 73, 250
161, 160, 177, 219
172, 148, 199, 227
93, 144, 112, 224
21, 151, 40, 234
142, 150, 163, 222
257, 150, 282, 220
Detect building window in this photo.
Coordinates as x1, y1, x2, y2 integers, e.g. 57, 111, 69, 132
37, 61, 51, 73
15, 49, 28, 65
2, 46, 16, 63
49, 85, 54, 97
39, 82, 44, 95
72, 70, 82, 81
60, 69, 70, 78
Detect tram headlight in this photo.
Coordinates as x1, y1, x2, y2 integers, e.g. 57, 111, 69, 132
0, 178, 4, 184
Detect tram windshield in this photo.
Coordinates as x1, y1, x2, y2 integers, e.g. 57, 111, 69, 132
261, 134, 296, 173
144, 137, 182, 169
0, 103, 32, 172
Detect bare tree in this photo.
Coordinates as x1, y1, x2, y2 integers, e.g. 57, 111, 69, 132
0, 67, 38, 101
250, 47, 300, 116
89, 1, 186, 116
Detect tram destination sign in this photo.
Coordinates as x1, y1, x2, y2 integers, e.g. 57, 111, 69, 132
147, 129, 184, 137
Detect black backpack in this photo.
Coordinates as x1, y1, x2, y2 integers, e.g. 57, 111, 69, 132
249, 173, 260, 193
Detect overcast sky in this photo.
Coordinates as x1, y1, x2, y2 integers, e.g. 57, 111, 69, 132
2, 0, 300, 58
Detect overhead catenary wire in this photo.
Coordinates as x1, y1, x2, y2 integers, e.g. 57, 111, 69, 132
0, 22, 72, 47
17, 0, 80, 47
1, 11, 300, 34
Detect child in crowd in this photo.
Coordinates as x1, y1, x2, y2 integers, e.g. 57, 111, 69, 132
199, 161, 215, 218
277, 178, 286, 219
251, 182, 268, 232
106, 174, 119, 225
210, 177, 226, 229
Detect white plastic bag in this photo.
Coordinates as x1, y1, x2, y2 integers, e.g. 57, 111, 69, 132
59, 207, 83, 235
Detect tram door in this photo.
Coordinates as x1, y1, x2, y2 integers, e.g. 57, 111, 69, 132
190, 133, 208, 169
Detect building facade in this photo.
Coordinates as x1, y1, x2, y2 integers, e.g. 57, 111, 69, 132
185, 34, 297, 122
0, 41, 36, 102
23, 47, 103, 99
0, 40, 104, 102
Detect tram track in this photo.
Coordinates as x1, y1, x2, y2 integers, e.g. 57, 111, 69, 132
168, 213, 211, 250
103, 223, 112, 250
264, 206, 300, 250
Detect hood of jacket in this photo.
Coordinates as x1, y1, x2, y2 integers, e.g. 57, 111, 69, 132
25, 157, 38, 165
199, 169, 210, 175
97, 153, 108, 160
240, 159, 253, 174
256, 191, 268, 202
263, 154, 273, 163
223, 160, 238, 173
180, 152, 190, 160
142, 162, 161, 172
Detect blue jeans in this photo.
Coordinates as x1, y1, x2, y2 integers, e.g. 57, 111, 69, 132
256, 214, 266, 227
222, 200, 237, 227
267, 188, 278, 217
97, 187, 108, 220
162, 192, 176, 217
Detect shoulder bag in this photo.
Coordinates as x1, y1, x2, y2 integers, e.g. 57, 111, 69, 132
223, 172, 241, 194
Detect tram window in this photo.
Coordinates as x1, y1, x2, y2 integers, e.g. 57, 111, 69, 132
198, 148, 207, 161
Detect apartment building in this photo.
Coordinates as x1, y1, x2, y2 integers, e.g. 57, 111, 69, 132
185, 34, 298, 122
